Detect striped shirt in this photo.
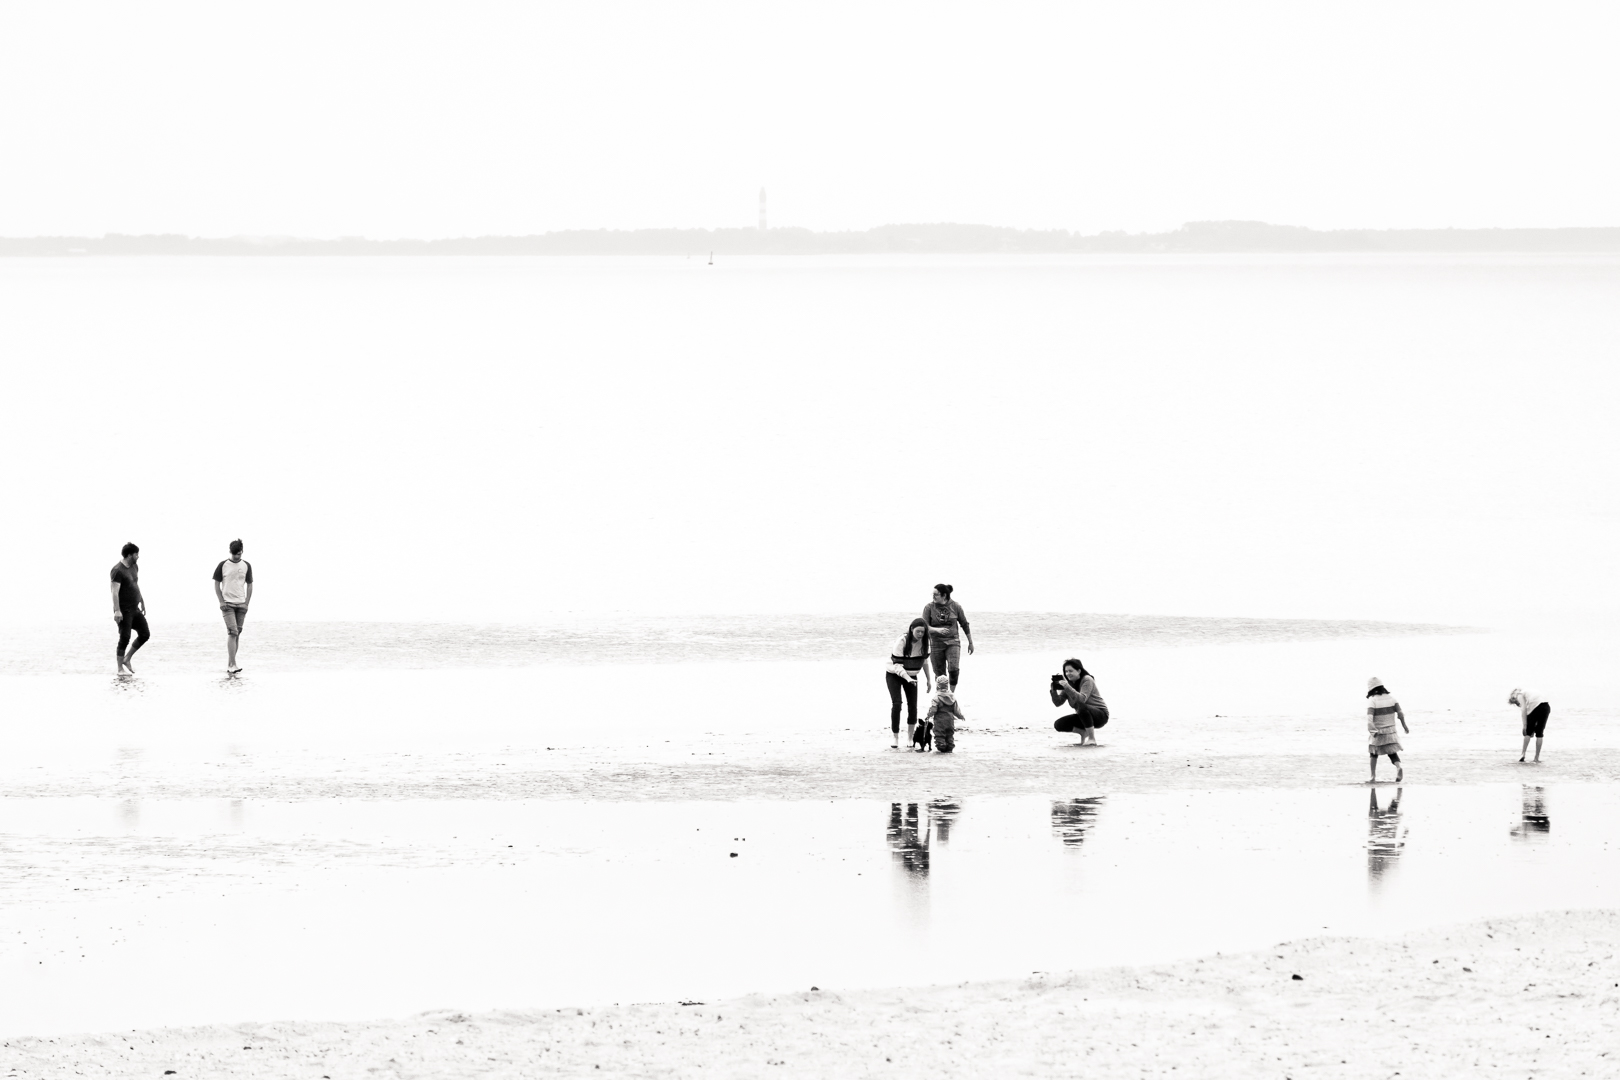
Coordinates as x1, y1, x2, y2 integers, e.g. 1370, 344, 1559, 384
1367, 692, 1402, 742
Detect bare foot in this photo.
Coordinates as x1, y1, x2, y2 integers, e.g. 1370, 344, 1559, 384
1395, 767, 1404, 782
1519, 756, 1526, 763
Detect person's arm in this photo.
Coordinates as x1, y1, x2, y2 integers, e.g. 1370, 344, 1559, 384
1396, 704, 1410, 734
214, 580, 226, 607
956, 604, 974, 654
110, 579, 123, 622
1050, 684, 1068, 706
213, 562, 226, 608
1071, 677, 1094, 706
244, 562, 253, 607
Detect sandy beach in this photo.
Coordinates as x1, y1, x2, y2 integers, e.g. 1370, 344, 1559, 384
7, 910, 1615, 1078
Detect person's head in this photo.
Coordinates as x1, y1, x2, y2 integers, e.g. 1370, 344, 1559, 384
120, 542, 139, 563
1062, 658, 1087, 684
936, 681, 953, 697
932, 583, 953, 604
229, 539, 243, 557
1366, 676, 1387, 698
908, 617, 927, 643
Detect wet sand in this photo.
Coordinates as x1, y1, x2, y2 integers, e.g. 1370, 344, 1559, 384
7, 910, 1615, 1078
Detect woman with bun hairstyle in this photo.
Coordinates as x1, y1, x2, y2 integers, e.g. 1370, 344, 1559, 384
1051, 658, 1108, 745
886, 618, 933, 749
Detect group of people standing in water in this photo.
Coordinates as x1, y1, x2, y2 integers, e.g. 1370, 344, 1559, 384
884, 584, 1109, 753
888, 586, 1549, 773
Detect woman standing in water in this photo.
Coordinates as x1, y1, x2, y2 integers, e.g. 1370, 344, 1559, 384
922, 584, 972, 691
1051, 658, 1108, 745
886, 618, 932, 749
1366, 676, 1410, 782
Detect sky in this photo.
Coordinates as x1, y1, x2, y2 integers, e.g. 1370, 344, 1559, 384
1, 2, 1618, 238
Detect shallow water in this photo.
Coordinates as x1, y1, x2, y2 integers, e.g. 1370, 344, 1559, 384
2, 782, 1614, 1037
4, 254, 1619, 626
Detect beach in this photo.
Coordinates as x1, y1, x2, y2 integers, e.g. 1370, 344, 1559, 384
8, 911, 1615, 1078
3, 618, 1618, 1064
2, 253, 1618, 1073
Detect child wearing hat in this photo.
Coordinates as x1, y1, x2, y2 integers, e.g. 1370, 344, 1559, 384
923, 681, 966, 753
1366, 676, 1410, 782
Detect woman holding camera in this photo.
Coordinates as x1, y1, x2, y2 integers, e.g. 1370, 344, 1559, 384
1052, 658, 1108, 745
886, 618, 933, 748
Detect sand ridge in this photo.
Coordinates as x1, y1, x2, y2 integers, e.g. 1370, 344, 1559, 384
6, 910, 1615, 1079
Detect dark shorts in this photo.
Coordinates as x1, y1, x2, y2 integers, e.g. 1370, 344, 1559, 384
221, 604, 249, 636
116, 609, 150, 649
930, 643, 961, 673
1524, 702, 1550, 738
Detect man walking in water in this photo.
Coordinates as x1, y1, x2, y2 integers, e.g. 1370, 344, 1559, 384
212, 539, 254, 674
110, 542, 149, 674
923, 583, 973, 691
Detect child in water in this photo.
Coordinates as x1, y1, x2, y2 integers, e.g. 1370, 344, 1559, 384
1366, 676, 1410, 782
923, 681, 966, 753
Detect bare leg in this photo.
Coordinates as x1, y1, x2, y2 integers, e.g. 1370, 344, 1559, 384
227, 632, 239, 671
1394, 758, 1404, 782
906, 723, 915, 749
1533, 736, 1543, 762
1369, 752, 1378, 782
1081, 726, 1096, 745
1520, 735, 1530, 762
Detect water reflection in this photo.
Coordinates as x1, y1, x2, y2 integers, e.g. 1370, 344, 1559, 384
1511, 785, 1550, 839
886, 800, 965, 879
887, 802, 930, 877
1366, 787, 1405, 882
1051, 797, 1106, 847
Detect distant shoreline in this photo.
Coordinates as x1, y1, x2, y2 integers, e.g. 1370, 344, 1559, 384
6, 220, 1620, 256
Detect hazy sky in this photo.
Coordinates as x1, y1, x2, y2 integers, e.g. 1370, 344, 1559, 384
2, 2, 1617, 237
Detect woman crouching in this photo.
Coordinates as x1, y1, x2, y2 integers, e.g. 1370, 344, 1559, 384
1052, 658, 1108, 745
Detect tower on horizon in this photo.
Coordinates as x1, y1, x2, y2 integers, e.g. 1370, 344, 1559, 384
758, 187, 767, 231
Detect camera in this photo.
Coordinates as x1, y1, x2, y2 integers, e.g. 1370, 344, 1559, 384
1050, 673, 1065, 688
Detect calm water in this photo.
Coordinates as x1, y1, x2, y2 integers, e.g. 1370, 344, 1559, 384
2, 254, 1618, 626
2, 783, 1614, 1036
2, 610, 1463, 676
3, 254, 1617, 1037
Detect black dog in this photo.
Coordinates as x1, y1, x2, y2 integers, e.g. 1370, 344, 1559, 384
912, 719, 934, 752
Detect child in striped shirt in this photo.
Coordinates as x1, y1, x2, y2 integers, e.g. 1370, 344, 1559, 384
1366, 676, 1410, 782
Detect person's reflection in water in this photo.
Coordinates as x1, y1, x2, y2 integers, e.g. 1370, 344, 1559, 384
1511, 785, 1551, 839
1366, 787, 1406, 883
928, 799, 962, 845
887, 802, 929, 876
1051, 797, 1106, 847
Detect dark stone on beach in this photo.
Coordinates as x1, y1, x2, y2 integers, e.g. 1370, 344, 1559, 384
730, 852, 738, 857
1292, 974, 1303, 980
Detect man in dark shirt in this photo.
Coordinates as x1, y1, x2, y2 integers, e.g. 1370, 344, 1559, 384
109, 542, 150, 674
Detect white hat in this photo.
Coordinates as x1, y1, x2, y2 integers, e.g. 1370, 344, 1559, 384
1367, 676, 1384, 691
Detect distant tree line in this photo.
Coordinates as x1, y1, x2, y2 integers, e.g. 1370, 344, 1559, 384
5, 220, 1620, 256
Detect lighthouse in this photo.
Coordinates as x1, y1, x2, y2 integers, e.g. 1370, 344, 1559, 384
758, 187, 767, 231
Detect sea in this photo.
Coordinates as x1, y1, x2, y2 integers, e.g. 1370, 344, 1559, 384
1, 254, 1617, 1035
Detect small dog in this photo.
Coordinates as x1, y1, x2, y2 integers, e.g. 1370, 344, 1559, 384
912, 719, 934, 752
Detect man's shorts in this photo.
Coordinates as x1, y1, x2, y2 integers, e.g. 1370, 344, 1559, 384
221, 604, 249, 637
929, 643, 961, 674
1524, 702, 1550, 738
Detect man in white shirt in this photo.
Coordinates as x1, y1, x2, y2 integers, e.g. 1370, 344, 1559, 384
212, 539, 254, 674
